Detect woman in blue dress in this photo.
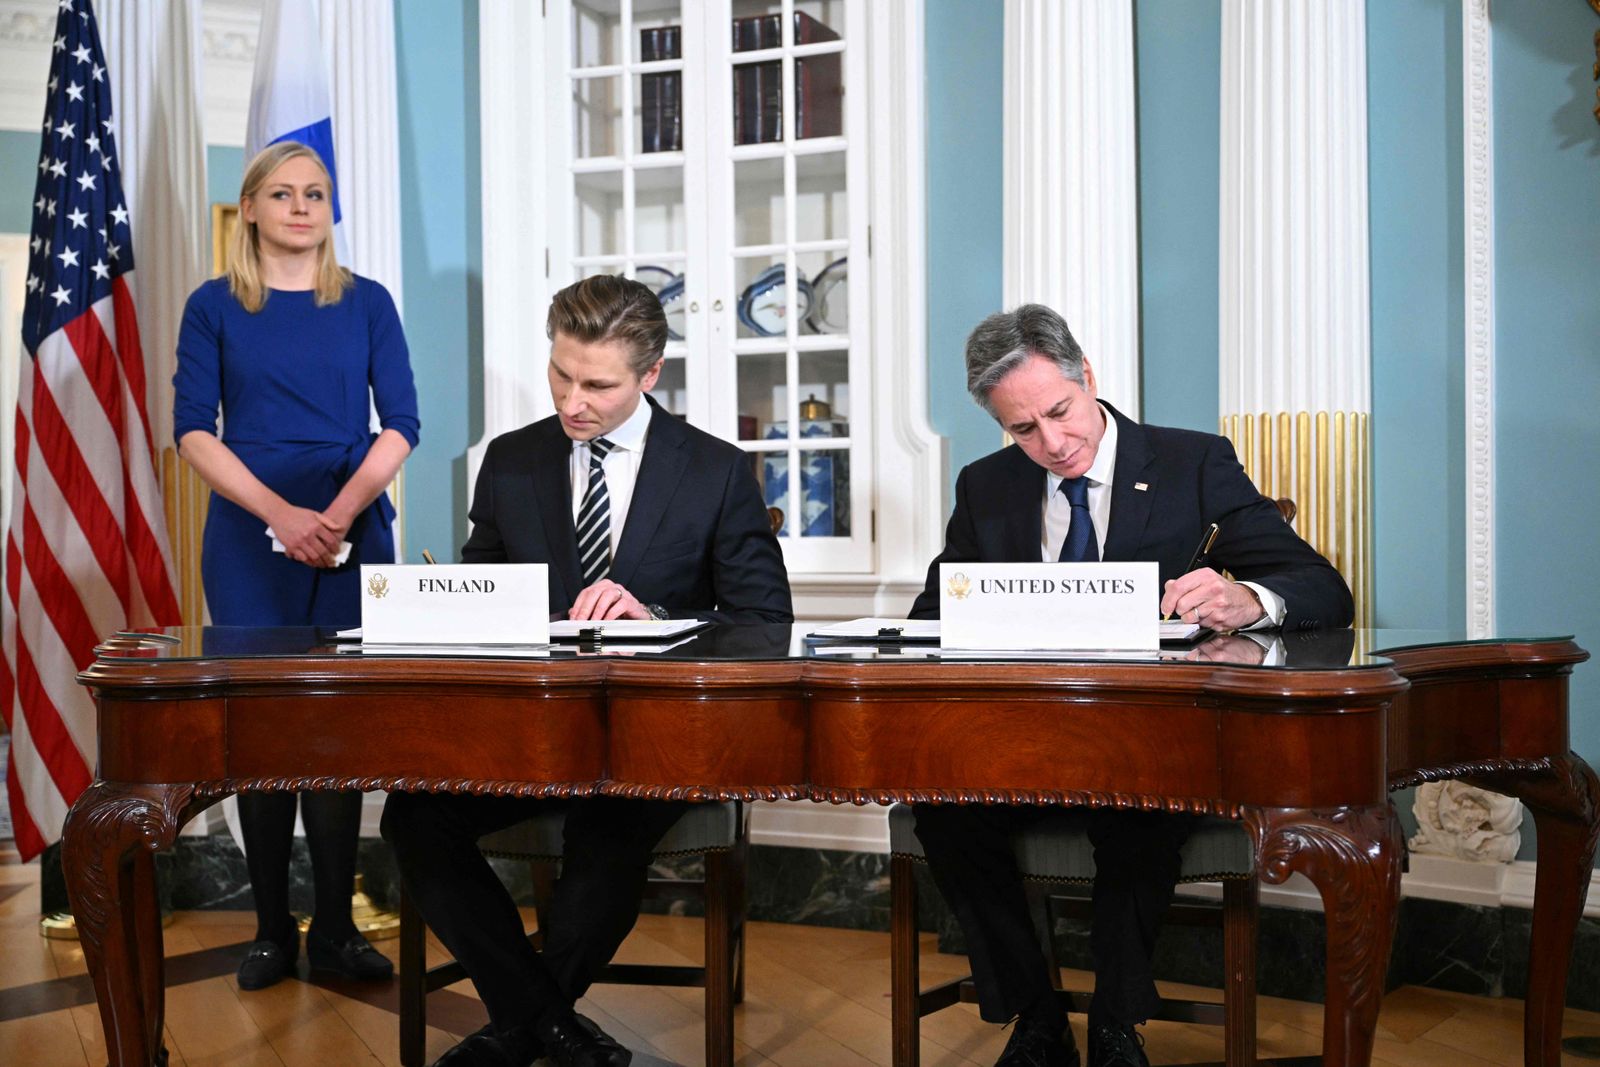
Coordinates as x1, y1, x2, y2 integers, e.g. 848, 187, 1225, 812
174, 141, 420, 990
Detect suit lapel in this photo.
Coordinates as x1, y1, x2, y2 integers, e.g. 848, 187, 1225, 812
1001, 446, 1046, 562
610, 397, 689, 588
530, 421, 582, 604
1100, 403, 1157, 562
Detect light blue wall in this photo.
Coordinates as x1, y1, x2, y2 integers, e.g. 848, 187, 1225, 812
206, 145, 243, 211
0, 130, 40, 235
1491, 2, 1600, 776
1367, 0, 1465, 630
393, 0, 481, 564
1135, 0, 1220, 433
924, 0, 1005, 487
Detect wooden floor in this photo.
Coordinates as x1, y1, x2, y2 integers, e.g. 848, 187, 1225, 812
3, 861, 1599, 1067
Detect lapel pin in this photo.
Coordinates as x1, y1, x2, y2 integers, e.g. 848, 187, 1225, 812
1134, 482, 1149, 492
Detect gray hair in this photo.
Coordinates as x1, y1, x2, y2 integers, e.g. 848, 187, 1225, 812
964, 304, 1085, 417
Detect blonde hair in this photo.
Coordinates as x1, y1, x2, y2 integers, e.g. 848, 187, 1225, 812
227, 142, 353, 313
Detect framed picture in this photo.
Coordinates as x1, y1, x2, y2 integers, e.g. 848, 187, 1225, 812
211, 203, 239, 276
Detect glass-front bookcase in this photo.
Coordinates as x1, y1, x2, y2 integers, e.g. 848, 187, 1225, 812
549, 0, 871, 574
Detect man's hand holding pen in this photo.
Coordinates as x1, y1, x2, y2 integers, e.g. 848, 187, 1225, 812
1159, 521, 1267, 632
1159, 568, 1266, 632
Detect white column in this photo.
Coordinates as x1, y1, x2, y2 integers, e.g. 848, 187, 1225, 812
318, 0, 403, 308
98, 0, 210, 459
1002, 0, 1140, 416
1218, 0, 1372, 623
1462, 0, 1494, 640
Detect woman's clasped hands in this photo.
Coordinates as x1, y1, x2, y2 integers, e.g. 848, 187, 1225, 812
272, 503, 348, 568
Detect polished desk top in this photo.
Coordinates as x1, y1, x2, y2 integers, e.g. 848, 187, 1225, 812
86, 623, 1578, 670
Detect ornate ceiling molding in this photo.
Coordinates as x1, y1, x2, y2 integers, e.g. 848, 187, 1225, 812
0, 0, 258, 145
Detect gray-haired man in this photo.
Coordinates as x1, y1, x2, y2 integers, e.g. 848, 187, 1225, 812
908, 304, 1352, 1067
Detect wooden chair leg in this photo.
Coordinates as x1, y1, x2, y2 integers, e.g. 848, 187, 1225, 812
704, 849, 736, 1067
1223, 877, 1259, 1067
733, 818, 749, 1005
891, 854, 921, 1067
398, 881, 428, 1067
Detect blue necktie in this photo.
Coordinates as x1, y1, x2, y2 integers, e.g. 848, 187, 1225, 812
1057, 476, 1099, 562
576, 437, 616, 587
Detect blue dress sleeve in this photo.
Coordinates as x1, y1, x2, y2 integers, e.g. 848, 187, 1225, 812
365, 280, 420, 449
172, 283, 223, 444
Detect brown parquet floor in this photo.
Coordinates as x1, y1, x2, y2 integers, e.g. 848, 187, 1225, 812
3, 858, 1598, 1066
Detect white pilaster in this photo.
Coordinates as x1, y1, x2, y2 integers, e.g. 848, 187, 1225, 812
1219, 0, 1371, 418
860, 0, 943, 598
318, 0, 402, 306
1002, 0, 1140, 416
471, 0, 554, 500
1463, 0, 1494, 640
99, 0, 211, 457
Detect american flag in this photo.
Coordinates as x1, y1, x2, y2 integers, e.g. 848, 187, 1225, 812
2, 0, 181, 861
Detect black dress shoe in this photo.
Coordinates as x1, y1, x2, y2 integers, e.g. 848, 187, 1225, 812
431, 1023, 544, 1067
1086, 1021, 1149, 1067
307, 928, 395, 980
237, 937, 297, 991
534, 1010, 632, 1067
996, 1018, 1080, 1067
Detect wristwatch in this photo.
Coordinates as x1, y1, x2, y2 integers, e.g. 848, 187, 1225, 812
645, 603, 670, 621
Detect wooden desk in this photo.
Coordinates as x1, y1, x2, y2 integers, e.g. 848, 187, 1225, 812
63, 626, 1593, 1067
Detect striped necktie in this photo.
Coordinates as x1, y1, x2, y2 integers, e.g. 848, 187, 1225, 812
1057, 476, 1099, 562
577, 437, 617, 587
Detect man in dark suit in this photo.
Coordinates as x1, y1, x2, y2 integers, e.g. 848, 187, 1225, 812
909, 304, 1351, 1067
382, 276, 792, 1067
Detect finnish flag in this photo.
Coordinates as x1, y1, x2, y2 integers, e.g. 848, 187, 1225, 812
245, 0, 348, 261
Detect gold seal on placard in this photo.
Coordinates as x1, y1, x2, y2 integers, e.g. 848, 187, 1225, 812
367, 573, 390, 599
946, 572, 972, 601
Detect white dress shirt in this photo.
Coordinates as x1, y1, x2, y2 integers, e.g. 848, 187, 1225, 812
1039, 402, 1285, 630
1041, 405, 1118, 562
569, 397, 652, 564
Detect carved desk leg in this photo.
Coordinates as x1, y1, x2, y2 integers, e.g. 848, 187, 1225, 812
62, 782, 200, 1067
1471, 754, 1600, 1067
1246, 804, 1403, 1067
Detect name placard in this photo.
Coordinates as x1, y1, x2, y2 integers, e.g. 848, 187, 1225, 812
360, 564, 550, 645
939, 562, 1159, 650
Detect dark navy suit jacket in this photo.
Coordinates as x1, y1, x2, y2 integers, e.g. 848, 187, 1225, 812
910, 403, 1352, 631
462, 395, 793, 624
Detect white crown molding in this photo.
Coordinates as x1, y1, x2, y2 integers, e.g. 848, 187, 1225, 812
0, 0, 257, 146
0, 0, 53, 135
1463, 0, 1495, 639
0, 2, 51, 44
1002, 0, 1141, 417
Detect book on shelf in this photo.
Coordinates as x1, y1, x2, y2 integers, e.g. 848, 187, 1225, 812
731, 12, 842, 146
640, 25, 682, 153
